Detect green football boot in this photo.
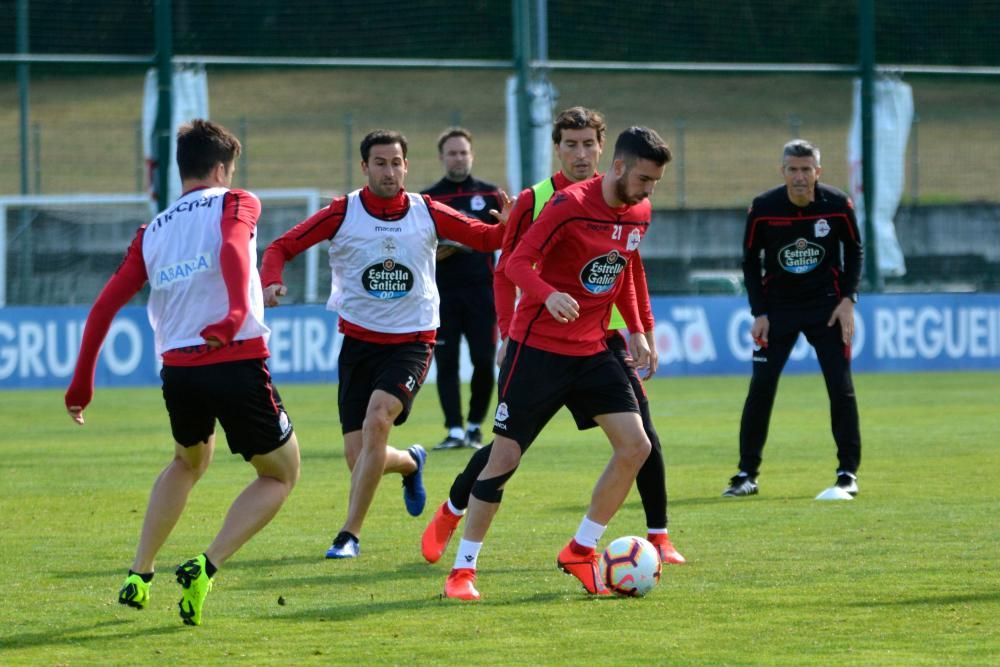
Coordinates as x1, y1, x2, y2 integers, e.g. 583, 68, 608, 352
175, 554, 214, 626
118, 573, 151, 610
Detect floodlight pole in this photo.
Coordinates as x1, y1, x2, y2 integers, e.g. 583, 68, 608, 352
155, 0, 174, 212
859, 0, 881, 291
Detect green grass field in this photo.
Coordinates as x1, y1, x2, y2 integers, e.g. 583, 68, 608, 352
2, 371, 998, 665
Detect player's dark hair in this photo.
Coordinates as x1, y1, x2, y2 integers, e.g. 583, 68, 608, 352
552, 106, 606, 146
613, 126, 672, 167
783, 139, 821, 166
176, 119, 241, 180
437, 127, 473, 154
361, 129, 408, 162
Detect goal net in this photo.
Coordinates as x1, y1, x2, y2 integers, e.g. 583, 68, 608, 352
0, 189, 333, 307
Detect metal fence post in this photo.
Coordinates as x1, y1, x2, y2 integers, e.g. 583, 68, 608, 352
675, 119, 686, 209
154, 0, 173, 211
859, 0, 881, 290
135, 120, 144, 192
31, 122, 41, 194
239, 116, 249, 189
789, 114, 802, 138
344, 112, 354, 194
909, 113, 919, 206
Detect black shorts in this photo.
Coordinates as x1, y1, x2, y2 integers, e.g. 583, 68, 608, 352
492, 341, 639, 451
337, 335, 434, 433
575, 331, 648, 430
161, 358, 294, 461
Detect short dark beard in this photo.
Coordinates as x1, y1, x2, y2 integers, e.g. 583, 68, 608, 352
614, 170, 635, 205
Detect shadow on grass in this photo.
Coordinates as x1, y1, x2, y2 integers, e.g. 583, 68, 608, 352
210, 557, 455, 594
0, 618, 183, 651
53, 554, 327, 580
267, 587, 574, 622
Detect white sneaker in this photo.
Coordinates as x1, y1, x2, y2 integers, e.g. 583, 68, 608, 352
836, 472, 859, 496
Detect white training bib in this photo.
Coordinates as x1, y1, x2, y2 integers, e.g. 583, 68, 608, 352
327, 190, 440, 333
143, 187, 268, 355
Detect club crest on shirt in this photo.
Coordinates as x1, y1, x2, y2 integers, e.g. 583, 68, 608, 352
470, 195, 486, 211
778, 238, 825, 274
580, 250, 628, 294
814, 219, 831, 238
626, 228, 642, 251
362, 258, 415, 299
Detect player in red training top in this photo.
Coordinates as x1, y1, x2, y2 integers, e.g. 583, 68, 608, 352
64, 120, 301, 626
259, 129, 509, 560
421, 107, 684, 569
442, 126, 672, 600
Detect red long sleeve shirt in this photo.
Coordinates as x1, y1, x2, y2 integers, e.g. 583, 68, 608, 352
495, 172, 651, 340
260, 186, 504, 344
505, 177, 650, 356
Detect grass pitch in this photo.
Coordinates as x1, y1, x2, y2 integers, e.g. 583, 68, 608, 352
1, 371, 998, 665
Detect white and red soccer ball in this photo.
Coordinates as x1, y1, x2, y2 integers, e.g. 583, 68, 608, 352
600, 536, 662, 597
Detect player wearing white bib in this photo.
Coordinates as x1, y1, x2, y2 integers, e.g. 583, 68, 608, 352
65, 120, 301, 626
261, 129, 509, 559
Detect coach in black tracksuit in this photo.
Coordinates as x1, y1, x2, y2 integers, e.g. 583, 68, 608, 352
422, 128, 502, 450
723, 139, 864, 498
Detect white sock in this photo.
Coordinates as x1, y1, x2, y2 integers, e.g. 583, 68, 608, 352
454, 539, 482, 570
573, 516, 606, 550
647, 528, 667, 536
449, 426, 465, 439
446, 499, 466, 516
466, 422, 481, 431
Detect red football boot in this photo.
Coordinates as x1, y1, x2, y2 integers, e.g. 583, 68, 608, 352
421, 502, 463, 564
444, 568, 480, 601
647, 533, 687, 565
556, 541, 610, 595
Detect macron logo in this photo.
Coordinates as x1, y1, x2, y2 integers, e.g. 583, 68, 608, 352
152, 253, 213, 289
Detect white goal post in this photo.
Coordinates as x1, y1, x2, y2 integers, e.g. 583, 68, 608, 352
0, 189, 332, 307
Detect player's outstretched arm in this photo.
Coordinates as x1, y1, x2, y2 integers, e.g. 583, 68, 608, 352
67, 405, 86, 425
488, 190, 514, 224
64, 227, 148, 426
263, 283, 288, 307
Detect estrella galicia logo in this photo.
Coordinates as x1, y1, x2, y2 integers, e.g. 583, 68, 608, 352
778, 238, 825, 274
362, 258, 414, 299
580, 250, 628, 294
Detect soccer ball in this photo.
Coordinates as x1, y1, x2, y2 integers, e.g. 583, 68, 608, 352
600, 536, 662, 597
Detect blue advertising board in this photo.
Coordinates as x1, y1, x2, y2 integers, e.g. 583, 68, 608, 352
2, 293, 999, 390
